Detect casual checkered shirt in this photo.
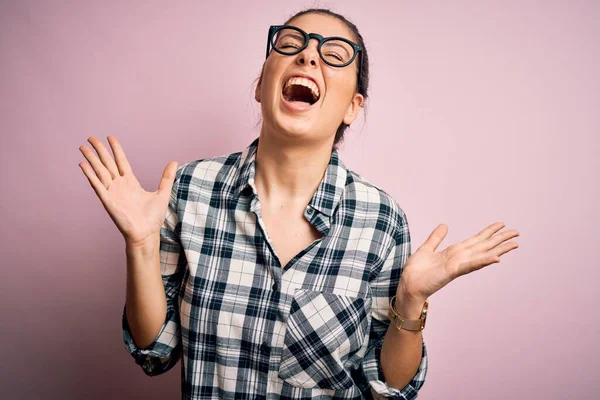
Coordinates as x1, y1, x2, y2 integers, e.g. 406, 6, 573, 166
122, 139, 428, 399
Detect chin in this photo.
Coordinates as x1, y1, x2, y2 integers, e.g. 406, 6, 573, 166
262, 109, 314, 142
272, 121, 317, 143
260, 97, 334, 146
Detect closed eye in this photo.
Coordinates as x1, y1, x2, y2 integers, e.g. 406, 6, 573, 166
280, 43, 301, 50
324, 52, 343, 61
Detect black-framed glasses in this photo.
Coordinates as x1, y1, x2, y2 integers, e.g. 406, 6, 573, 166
266, 25, 363, 83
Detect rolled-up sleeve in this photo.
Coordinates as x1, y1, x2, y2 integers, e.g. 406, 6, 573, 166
122, 163, 187, 376
360, 211, 428, 399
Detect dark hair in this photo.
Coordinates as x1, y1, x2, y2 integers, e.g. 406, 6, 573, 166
260, 8, 370, 150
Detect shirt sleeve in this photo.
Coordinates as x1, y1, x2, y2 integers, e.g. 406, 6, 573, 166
360, 211, 429, 399
121, 163, 187, 376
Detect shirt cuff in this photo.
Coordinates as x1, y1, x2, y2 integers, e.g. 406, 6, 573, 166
121, 304, 181, 376
364, 337, 428, 399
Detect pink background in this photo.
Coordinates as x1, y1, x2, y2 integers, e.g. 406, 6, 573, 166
1, 0, 598, 398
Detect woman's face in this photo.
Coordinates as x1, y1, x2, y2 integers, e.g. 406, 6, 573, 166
255, 13, 364, 146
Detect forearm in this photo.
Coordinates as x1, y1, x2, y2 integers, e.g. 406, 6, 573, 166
125, 235, 167, 349
380, 294, 425, 390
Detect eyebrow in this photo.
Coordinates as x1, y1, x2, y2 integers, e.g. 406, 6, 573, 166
276, 32, 304, 43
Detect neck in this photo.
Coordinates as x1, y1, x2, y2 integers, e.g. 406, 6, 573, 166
254, 131, 333, 205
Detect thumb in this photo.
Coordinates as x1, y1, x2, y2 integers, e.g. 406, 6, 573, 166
418, 224, 448, 252
157, 161, 178, 194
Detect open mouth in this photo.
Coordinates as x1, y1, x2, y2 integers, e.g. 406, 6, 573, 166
282, 76, 320, 106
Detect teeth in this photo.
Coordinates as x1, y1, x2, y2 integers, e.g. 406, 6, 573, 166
284, 76, 320, 100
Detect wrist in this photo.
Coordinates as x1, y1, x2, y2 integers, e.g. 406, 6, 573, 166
126, 235, 160, 257
393, 295, 426, 320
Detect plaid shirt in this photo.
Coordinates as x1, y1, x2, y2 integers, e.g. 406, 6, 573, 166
122, 139, 428, 399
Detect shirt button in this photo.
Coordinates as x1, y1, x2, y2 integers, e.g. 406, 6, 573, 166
143, 359, 154, 373
307, 207, 313, 215
272, 282, 278, 291
260, 342, 270, 355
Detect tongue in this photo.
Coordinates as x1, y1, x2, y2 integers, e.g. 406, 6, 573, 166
283, 84, 314, 106
290, 100, 311, 105
284, 93, 311, 106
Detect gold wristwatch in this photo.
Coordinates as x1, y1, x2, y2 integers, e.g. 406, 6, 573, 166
388, 295, 429, 331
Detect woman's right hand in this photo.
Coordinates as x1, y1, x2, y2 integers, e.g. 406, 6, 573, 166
78, 136, 178, 248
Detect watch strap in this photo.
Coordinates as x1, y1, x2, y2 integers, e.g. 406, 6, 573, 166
388, 295, 428, 331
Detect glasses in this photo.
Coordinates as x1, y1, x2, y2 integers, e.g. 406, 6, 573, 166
266, 25, 363, 83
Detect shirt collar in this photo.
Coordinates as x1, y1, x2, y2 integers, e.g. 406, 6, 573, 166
233, 138, 259, 197
307, 149, 347, 218
233, 138, 347, 218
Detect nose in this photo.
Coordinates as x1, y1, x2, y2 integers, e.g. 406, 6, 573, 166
296, 39, 320, 67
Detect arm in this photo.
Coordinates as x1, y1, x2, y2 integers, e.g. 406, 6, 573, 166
122, 164, 186, 376
360, 212, 428, 399
125, 237, 167, 350
380, 294, 427, 391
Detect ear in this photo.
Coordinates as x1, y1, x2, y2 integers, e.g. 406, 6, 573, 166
254, 76, 262, 103
342, 92, 364, 125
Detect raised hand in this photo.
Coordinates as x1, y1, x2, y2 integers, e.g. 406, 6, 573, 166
78, 136, 178, 247
398, 222, 520, 303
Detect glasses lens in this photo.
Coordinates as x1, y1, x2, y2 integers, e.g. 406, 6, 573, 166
320, 39, 355, 66
272, 28, 305, 54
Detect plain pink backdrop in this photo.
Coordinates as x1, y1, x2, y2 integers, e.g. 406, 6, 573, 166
1, 1, 598, 399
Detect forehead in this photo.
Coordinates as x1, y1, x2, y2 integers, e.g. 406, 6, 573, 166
286, 13, 355, 41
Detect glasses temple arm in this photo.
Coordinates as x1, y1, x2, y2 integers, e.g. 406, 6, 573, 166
266, 28, 273, 59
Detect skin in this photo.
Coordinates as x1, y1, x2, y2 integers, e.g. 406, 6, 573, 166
255, 13, 364, 151
380, 222, 519, 389
78, 11, 520, 393
79, 136, 176, 348
253, 13, 364, 268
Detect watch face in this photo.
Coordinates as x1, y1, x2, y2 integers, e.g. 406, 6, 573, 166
388, 296, 430, 331
421, 300, 429, 329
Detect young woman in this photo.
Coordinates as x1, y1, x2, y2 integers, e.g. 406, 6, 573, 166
79, 8, 519, 400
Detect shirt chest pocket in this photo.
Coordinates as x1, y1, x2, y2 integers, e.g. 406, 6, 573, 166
278, 289, 371, 391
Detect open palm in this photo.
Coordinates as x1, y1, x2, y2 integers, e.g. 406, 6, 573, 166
78, 136, 178, 247
399, 222, 520, 302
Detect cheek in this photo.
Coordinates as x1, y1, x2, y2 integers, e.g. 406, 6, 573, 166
324, 72, 356, 109
261, 57, 287, 100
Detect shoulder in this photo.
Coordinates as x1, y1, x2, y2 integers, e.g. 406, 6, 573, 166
342, 169, 409, 238
175, 150, 243, 190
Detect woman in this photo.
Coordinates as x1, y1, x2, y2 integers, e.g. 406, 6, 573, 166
79, 8, 519, 400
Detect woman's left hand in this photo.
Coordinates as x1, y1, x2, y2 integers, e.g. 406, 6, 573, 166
398, 222, 520, 304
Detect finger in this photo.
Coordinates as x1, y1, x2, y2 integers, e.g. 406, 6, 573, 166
418, 224, 448, 252
157, 161, 178, 195
79, 144, 113, 187
87, 136, 120, 179
472, 229, 520, 253
461, 221, 505, 247
453, 241, 519, 278
453, 252, 501, 277
107, 136, 133, 176
489, 241, 519, 258
79, 161, 108, 203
